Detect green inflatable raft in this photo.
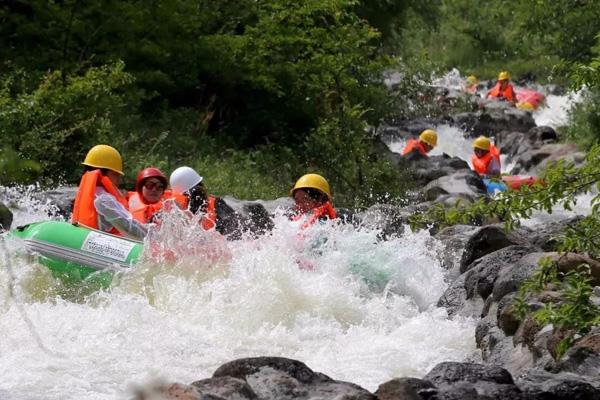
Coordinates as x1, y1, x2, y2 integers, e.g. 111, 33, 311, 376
9, 221, 143, 286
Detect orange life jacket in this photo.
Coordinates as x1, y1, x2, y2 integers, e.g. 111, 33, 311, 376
402, 139, 428, 157
471, 144, 501, 176
487, 82, 516, 102
71, 170, 128, 235
163, 191, 217, 230
201, 196, 217, 230
127, 192, 166, 224
292, 202, 337, 230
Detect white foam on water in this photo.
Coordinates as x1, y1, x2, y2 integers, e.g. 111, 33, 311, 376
532, 91, 582, 129
0, 192, 477, 399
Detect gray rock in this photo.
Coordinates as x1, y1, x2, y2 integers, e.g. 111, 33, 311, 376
0, 202, 12, 230
435, 225, 530, 276
191, 376, 258, 399
492, 252, 547, 301
422, 170, 486, 203
211, 357, 374, 400
213, 357, 323, 384
375, 377, 436, 400
497, 293, 520, 336
424, 362, 514, 386
519, 376, 600, 400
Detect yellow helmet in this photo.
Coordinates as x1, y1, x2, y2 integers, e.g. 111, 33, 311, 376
517, 102, 535, 111
466, 75, 478, 85
82, 144, 124, 175
498, 71, 510, 81
290, 173, 332, 199
473, 136, 491, 151
419, 129, 438, 147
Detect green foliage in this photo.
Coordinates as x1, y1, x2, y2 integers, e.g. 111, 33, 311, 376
514, 258, 600, 359
398, 0, 600, 79
0, 62, 134, 184
0, 147, 41, 185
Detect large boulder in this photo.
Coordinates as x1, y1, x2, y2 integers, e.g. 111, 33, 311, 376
422, 170, 486, 203
452, 107, 536, 138
0, 202, 12, 230
437, 245, 540, 317
375, 377, 436, 400
510, 143, 585, 175
410, 155, 471, 187
435, 224, 530, 276
211, 357, 375, 400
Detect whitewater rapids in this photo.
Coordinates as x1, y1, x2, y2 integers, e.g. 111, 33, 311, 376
0, 188, 476, 399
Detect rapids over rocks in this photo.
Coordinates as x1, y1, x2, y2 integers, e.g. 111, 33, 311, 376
0, 73, 598, 400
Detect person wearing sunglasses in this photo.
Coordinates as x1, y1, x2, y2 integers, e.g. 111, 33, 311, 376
128, 167, 169, 224
169, 166, 242, 238
290, 173, 336, 229
71, 145, 147, 240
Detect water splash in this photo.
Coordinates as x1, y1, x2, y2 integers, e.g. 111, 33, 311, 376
0, 190, 477, 399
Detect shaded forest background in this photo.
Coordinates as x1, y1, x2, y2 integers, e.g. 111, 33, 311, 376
1, 0, 599, 207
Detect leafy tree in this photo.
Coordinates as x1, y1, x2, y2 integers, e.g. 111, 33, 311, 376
0, 62, 134, 184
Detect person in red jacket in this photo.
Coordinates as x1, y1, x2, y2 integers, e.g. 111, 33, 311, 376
487, 71, 516, 104
128, 167, 168, 224
471, 136, 501, 177
290, 173, 336, 229
71, 145, 147, 240
402, 129, 438, 158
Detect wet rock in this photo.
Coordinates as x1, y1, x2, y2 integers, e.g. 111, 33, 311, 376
375, 377, 436, 400
212, 357, 374, 400
132, 382, 209, 400
492, 252, 547, 301
435, 225, 528, 277
0, 201, 12, 230
546, 252, 600, 286
213, 357, 321, 384
547, 327, 600, 377
511, 143, 585, 175
438, 245, 539, 317
408, 154, 471, 187
518, 372, 600, 400
422, 170, 486, 202
191, 376, 258, 399
497, 293, 520, 336
452, 107, 536, 137
424, 362, 514, 386
515, 217, 583, 251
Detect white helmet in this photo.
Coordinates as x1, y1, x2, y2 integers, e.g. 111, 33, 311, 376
170, 166, 203, 193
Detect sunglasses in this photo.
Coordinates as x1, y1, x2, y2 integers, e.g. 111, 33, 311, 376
143, 181, 165, 191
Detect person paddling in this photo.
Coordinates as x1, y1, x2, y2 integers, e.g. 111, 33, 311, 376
128, 167, 168, 224
471, 136, 501, 177
71, 145, 147, 240
290, 174, 336, 229
402, 129, 438, 159
486, 71, 516, 105
169, 166, 242, 238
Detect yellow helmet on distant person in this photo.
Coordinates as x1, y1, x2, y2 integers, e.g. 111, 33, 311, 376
291, 173, 332, 199
517, 102, 535, 111
82, 145, 124, 175
498, 71, 510, 81
473, 136, 491, 151
466, 75, 478, 85
419, 129, 438, 147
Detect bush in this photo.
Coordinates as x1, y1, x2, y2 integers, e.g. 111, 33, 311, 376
0, 62, 134, 184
